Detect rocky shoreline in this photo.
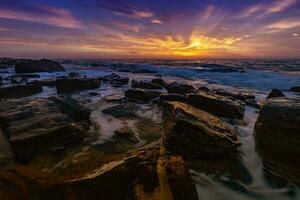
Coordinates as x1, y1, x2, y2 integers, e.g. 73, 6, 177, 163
0, 58, 300, 199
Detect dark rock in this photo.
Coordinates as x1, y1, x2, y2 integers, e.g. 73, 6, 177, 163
166, 82, 195, 94
187, 92, 245, 119
68, 72, 80, 78
56, 78, 100, 94
151, 78, 166, 88
266, 88, 285, 99
198, 87, 210, 92
15, 59, 65, 73
102, 103, 138, 118
290, 86, 300, 92
102, 73, 129, 87
0, 76, 2, 85
162, 101, 240, 158
113, 127, 139, 144
91, 63, 100, 67
160, 93, 187, 102
132, 69, 157, 74
26, 79, 56, 87
132, 80, 162, 90
7, 74, 40, 79
125, 89, 161, 102
245, 99, 261, 109
0, 57, 18, 68
214, 90, 255, 101
254, 97, 300, 183
0, 85, 42, 99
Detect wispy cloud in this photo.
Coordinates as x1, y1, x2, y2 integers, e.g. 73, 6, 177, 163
265, 18, 300, 32
0, 5, 82, 28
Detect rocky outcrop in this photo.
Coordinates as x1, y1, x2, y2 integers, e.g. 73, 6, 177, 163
290, 86, 300, 93
266, 88, 285, 99
0, 98, 89, 162
162, 101, 240, 158
15, 59, 65, 73
56, 78, 100, 94
166, 82, 195, 94
254, 97, 300, 183
0, 84, 42, 99
187, 92, 245, 119
132, 80, 162, 90
125, 89, 161, 102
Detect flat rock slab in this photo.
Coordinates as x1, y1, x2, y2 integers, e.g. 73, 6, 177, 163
56, 78, 100, 94
0, 84, 42, 99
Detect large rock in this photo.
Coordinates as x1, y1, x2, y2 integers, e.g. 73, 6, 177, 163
290, 86, 300, 93
166, 82, 195, 94
187, 92, 245, 119
132, 80, 162, 90
102, 73, 129, 87
0, 84, 42, 99
125, 89, 161, 102
113, 126, 139, 144
151, 78, 166, 88
102, 103, 138, 118
0, 98, 88, 162
15, 59, 65, 73
214, 90, 255, 102
254, 98, 300, 182
162, 101, 240, 158
266, 88, 285, 99
56, 78, 100, 94
33, 148, 199, 200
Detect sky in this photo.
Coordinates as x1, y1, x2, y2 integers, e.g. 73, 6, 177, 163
0, 0, 300, 59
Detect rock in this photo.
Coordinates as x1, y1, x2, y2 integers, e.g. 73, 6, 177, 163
0, 76, 2, 85
290, 86, 300, 92
162, 101, 240, 158
151, 78, 166, 88
68, 72, 80, 78
7, 74, 40, 79
33, 148, 199, 200
166, 82, 195, 94
0, 84, 42, 99
254, 97, 300, 183
102, 103, 138, 118
266, 88, 285, 99
214, 90, 255, 102
125, 89, 161, 102
198, 87, 210, 92
132, 69, 157, 74
160, 93, 187, 103
0, 98, 88, 162
102, 73, 129, 87
56, 78, 100, 94
132, 80, 162, 90
26, 79, 56, 87
15, 59, 65, 73
187, 92, 245, 119
113, 127, 139, 144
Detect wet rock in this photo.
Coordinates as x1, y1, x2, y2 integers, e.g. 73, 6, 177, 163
214, 90, 255, 102
102, 103, 138, 118
125, 89, 161, 102
266, 88, 285, 99
290, 86, 300, 93
160, 93, 187, 103
26, 79, 56, 87
245, 99, 261, 109
162, 101, 240, 158
151, 78, 166, 88
68, 72, 80, 78
198, 86, 210, 92
166, 82, 195, 94
113, 126, 139, 144
102, 73, 129, 87
132, 80, 162, 90
15, 59, 65, 73
0, 98, 88, 162
33, 148, 199, 200
254, 97, 300, 183
0, 76, 2, 85
0, 84, 42, 99
0, 57, 18, 68
187, 92, 245, 119
103, 94, 124, 102
56, 78, 100, 94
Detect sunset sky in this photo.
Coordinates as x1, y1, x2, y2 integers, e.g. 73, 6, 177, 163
0, 0, 300, 59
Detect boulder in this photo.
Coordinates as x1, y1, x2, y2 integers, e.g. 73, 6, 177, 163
132, 80, 162, 90
26, 79, 56, 87
162, 101, 240, 158
102, 73, 129, 87
113, 126, 139, 144
102, 103, 138, 118
0, 84, 42, 99
214, 90, 255, 102
254, 97, 300, 182
56, 78, 100, 94
187, 92, 245, 119
160, 93, 187, 103
0, 98, 88, 162
151, 78, 166, 88
15, 59, 65, 73
166, 82, 195, 94
266, 88, 285, 99
290, 86, 300, 93
125, 89, 161, 102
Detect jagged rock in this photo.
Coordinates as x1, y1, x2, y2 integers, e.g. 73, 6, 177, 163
132, 80, 162, 90
125, 89, 161, 102
68, 72, 80, 78
102, 103, 138, 118
0, 98, 88, 162
56, 78, 100, 94
162, 101, 240, 158
187, 92, 245, 119
166, 82, 195, 94
113, 127, 139, 144
33, 148, 199, 200
266, 88, 285, 99
290, 86, 300, 93
160, 93, 187, 102
254, 97, 300, 183
151, 78, 166, 88
0, 85, 42, 99
15, 59, 65, 73
102, 73, 129, 87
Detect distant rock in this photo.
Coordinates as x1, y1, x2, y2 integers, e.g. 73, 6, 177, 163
56, 78, 100, 94
0, 84, 42, 99
102, 73, 129, 87
166, 82, 195, 94
187, 92, 245, 119
266, 88, 285, 99
162, 101, 240, 158
113, 126, 139, 144
201, 64, 244, 73
254, 97, 300, 183
15, 59, 65, 73
125, 89, 161, 102
290, 86, 300, 93
131, 80, 162, 90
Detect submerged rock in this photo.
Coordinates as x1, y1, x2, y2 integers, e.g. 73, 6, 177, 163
125, 89, 161, 102
266, 88, 285, 99
187, 92, 245, 119
132, 80, 162, 90
56, 78, 100, 94
0, 84, 42, 99
15, 59, 65, 73
102, 103, 138, 118
162, 101, 241, 158
166, 82, 195, 94
254, 97, 300, 183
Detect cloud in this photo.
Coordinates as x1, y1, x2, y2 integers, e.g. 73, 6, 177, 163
0, 5, 82, 28
151, 19, 163, 24
265, 18, 300, 32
